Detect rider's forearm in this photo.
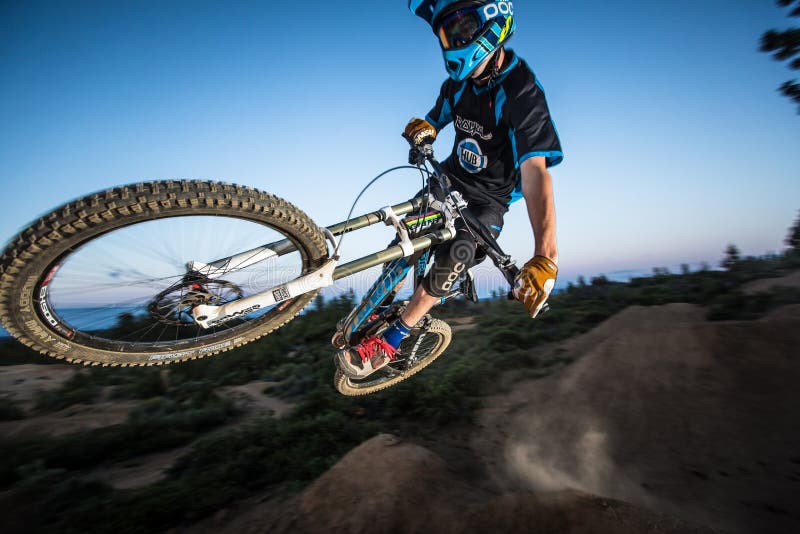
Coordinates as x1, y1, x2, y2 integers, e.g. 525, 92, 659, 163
520, 157, 558, 264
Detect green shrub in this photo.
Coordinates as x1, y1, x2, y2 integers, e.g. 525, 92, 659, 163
34, 372, 100, 412
707, 288, 800, 321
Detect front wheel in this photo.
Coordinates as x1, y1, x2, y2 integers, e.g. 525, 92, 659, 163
0, 180, 328, 366
334, 317, 452, 396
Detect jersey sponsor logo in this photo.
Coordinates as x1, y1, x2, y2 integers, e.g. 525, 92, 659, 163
455, 115, 492, 140
457, 138, 488, 174
483, 1, 513, 19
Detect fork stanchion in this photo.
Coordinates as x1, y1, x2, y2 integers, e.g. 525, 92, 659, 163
332, 228, 454, 281
327, 197, 424, 237
254, 197, 426, 260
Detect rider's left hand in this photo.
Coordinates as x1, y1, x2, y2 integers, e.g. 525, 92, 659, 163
513, 255, 557, 318
403, 118, 437, 166
403, 117, 437, 146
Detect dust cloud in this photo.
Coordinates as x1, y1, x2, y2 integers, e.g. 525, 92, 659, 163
505, 409, 654, 509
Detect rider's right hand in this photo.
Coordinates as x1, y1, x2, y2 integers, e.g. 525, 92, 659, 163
403, 117, 437, 146
513, 255, 558, 318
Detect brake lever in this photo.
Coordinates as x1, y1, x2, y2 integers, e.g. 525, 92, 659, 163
408, 146, 427, 166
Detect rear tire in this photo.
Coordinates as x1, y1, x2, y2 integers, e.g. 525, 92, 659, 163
0, 180, 328, 366
334, 317, 451, 396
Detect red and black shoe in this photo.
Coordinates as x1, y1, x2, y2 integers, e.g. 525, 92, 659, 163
336, 336, 397, 378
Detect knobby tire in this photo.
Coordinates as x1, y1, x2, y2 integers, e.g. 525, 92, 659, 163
334, 317, 452, 396
0, 180, 328, 366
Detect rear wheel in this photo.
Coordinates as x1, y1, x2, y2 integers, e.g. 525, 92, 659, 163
334, 317, 451, 396
0, 180, 328, 366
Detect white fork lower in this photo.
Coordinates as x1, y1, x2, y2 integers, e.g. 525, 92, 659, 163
191, 259, 337, 329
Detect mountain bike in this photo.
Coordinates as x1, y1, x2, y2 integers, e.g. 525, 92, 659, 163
0, 145, 519, 395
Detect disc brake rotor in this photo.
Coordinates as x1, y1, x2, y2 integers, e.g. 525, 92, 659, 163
148, 278, 243, 325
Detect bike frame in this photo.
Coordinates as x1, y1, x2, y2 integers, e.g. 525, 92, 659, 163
190, 151, 517, 331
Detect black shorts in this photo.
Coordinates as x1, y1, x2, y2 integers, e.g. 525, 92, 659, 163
422, 200, 504, 298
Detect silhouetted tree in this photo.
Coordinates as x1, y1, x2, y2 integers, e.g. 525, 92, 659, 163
722, 244, 741, 270
760, 0, 800, 113
787, 209, 800, 254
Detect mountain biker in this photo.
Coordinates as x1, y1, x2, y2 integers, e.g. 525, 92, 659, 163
337, 0, 563, 378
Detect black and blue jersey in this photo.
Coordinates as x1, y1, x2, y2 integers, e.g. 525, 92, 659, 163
425, 49, 563, 209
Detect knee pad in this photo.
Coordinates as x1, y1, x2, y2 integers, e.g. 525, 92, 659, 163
422, 236, 477, 297
423, 261, 468, 298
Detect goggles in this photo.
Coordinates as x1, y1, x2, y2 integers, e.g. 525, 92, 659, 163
435, 7, 485, 50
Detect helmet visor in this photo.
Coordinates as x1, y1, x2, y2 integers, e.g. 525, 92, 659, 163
435, 8, 483, 50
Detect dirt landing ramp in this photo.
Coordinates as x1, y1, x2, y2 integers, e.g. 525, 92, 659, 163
202, 434, 710, 534
474, 303, 800, 534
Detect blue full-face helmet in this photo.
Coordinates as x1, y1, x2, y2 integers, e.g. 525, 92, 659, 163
409, 0, 516, 81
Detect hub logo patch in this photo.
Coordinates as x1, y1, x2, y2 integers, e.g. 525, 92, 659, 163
457, 138, 488, 174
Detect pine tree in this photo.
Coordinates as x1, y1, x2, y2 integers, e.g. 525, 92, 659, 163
760, 0, 800, 113
722, 244, 741, 270
787, 209, 800, 254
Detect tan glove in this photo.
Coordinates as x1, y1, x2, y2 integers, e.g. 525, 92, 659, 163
513, 255, 558, 318
403, 117, 437, 146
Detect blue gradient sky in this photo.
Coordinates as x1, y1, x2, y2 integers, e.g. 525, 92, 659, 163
1, 0, 798, 288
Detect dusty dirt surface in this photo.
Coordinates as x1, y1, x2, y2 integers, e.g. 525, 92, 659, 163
0, 364, 137, 438
0, 364, 74, 409
741, 270, 800, 295
473, 303, 800, 534
187, 434, 712, 534
0, 400, 137, 438
218, 380, 294, 418
91, 446, 191, 490
185, 301, 799, 534
5, 298, 799, 533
